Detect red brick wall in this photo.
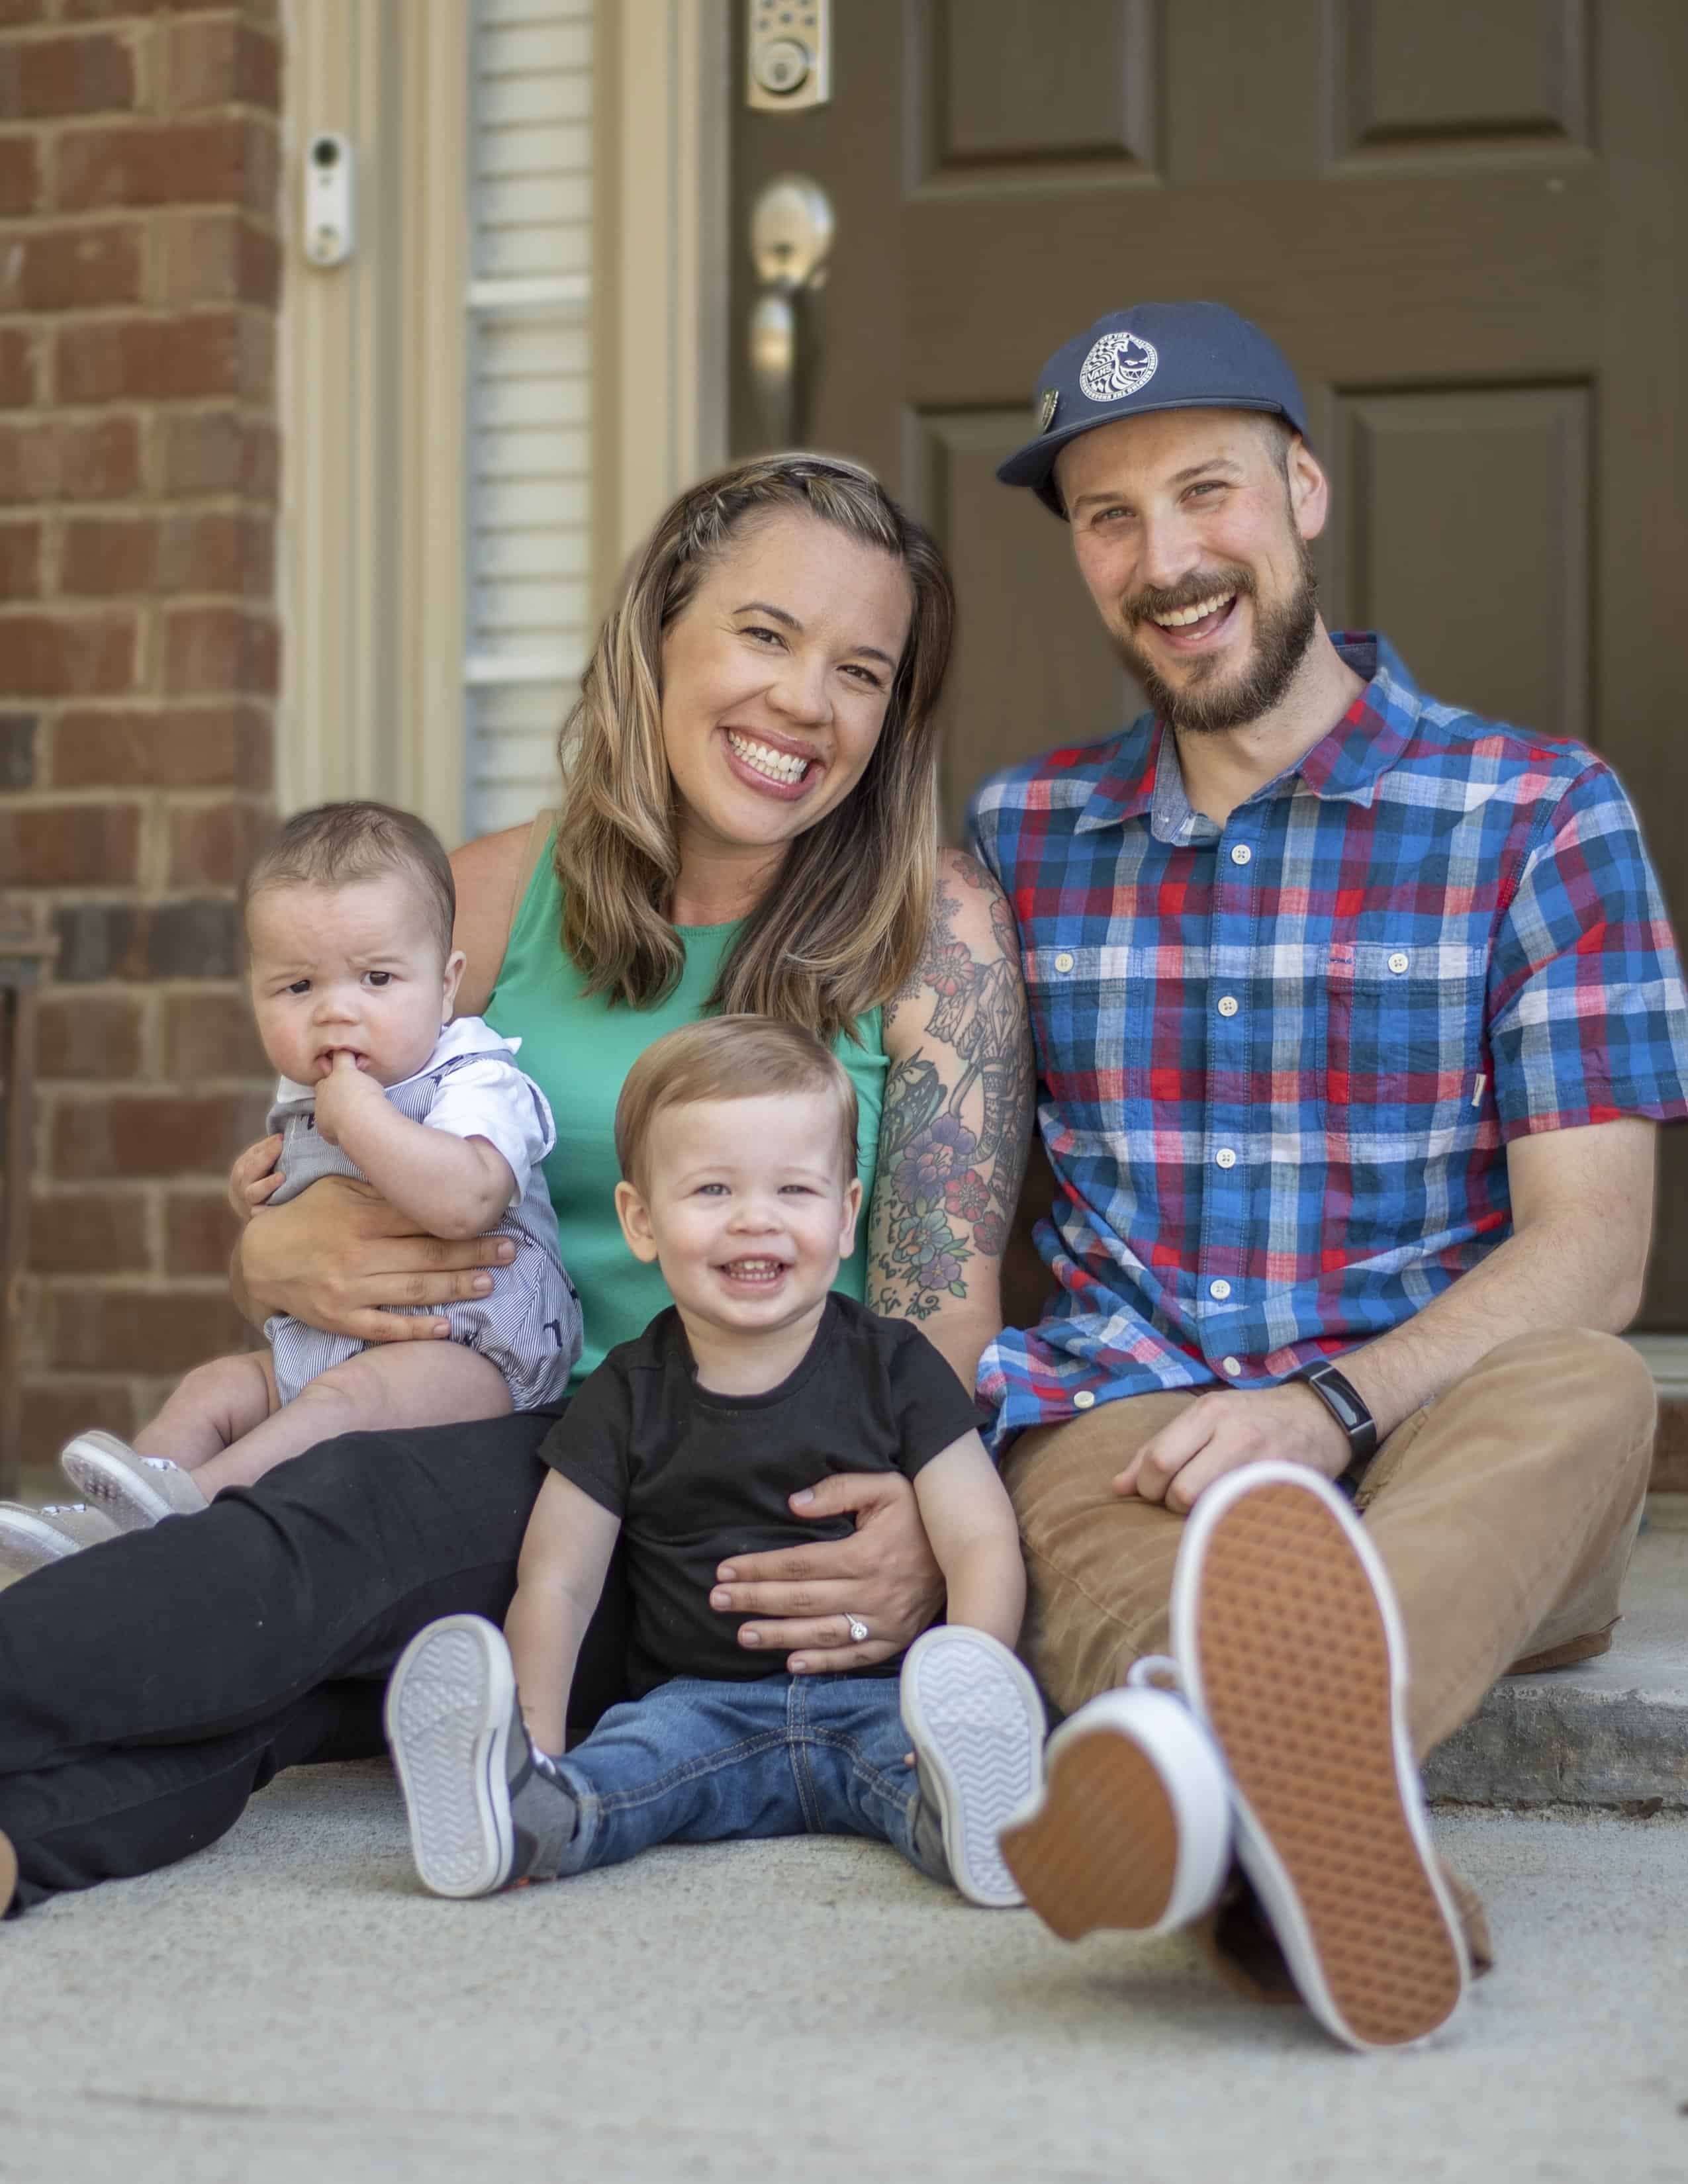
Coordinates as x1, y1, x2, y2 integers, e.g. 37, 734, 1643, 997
0, 1, 279, 1457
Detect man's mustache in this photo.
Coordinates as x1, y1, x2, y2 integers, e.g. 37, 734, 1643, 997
1123, 567, 1256, 627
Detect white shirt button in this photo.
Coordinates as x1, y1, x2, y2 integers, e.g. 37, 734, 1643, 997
1230, 843, 1252, 866
1209, 1279, 1232, 1300
1217, 995, 1239, 1018
1054, 950, 1075, 974
1073, 1388, 1096, 1410
1215, 1147, 1237, 1170
1387, 951, 1409, 975
1221, 1355, 1243, 1377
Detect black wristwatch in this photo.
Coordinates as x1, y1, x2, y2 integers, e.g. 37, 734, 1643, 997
1292, 1361, 1378, 1465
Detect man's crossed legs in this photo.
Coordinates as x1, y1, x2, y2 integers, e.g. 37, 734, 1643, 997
997, 1328, 1656, 2049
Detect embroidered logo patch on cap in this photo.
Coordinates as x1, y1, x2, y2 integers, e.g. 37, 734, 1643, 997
1078, 330, 1158, 404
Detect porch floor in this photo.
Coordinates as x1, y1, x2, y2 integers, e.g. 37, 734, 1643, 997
0, 1773, 1684, 2182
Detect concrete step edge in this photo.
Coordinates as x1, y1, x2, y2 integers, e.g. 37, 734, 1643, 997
1425, 1678, 1688, 1812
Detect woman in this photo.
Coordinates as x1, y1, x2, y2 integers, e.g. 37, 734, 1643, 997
0, 455, 1033, 1916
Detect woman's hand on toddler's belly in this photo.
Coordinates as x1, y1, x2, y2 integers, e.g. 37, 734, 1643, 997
706, 1471, 945, 1674
234, 1172, 518, 1343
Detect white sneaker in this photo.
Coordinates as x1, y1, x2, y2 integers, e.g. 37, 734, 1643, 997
1172, 1461, 1468, 2051
999, 1655, 1233, 1940
0, 1500, 123, 1579
59, 1432, 207, 1530
900, 1627, 1048, 1908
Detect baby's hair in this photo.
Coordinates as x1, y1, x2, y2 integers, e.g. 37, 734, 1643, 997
614, 1015, 859, 1197
241, 801, 456, 961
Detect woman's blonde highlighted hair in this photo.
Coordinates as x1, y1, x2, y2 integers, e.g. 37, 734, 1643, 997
552, 453, 954, 1044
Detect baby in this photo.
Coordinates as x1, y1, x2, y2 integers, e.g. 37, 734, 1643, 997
385, 1015, 1048, 1907
46, 800, 581, 1539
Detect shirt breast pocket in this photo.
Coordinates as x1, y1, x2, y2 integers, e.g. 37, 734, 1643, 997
1027, 942, 1147, 1111
1326, 939, 1489, 1143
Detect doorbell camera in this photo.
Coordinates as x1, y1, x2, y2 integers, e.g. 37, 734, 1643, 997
303, 131, 354, 267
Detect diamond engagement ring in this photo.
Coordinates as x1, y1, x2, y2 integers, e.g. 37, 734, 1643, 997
843, 1613, 870, 1644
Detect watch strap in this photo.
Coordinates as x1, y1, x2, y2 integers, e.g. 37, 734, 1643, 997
1293, 1361, 1378, 1463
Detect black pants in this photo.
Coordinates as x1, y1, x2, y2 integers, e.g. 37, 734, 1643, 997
0, 1410, 629, 1913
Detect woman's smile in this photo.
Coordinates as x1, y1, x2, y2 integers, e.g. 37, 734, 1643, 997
720, 724, 826, 801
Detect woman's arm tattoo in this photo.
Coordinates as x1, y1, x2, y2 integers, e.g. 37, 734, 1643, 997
869, 864, 1033, 1320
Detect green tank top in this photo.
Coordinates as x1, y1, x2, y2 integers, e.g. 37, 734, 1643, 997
485, 838, 886, 1387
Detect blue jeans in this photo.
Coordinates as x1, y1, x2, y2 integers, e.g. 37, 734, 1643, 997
549, 1672, 945, 1884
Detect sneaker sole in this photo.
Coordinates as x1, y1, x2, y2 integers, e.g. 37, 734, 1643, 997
385, 1615, 517, 1899
0, 1507, 83, 1578
900, 1629, 1047, 1908
1175, 1465, 1468, 2050
1000, 1715, 1181, 1938
59, 1439, 177, 1530
1000, 1687, 1229, 1940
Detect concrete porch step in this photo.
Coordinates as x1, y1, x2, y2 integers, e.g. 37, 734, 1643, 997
1425, 1496, 1688, 1811
6, 1482, 1684, 1816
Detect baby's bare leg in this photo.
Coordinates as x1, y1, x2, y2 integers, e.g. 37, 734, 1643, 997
190, 1343, 512, 1500
132, 1351, 280, 1470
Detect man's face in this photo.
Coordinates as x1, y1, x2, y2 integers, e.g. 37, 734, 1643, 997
1054, 408, 1328, 734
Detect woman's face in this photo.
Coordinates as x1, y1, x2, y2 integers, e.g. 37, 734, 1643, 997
659, 509, 915, 865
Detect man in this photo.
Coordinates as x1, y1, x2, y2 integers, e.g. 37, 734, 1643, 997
969, 302, 1688, 2049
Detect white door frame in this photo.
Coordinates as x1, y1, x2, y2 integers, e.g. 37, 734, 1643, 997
594, 0, 731, 596
279, 0, 727, 842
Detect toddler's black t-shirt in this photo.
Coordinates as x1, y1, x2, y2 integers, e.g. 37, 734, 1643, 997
538, 1294, 980, 1697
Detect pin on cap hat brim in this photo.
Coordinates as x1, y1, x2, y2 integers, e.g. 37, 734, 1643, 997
998, 394, 1305, 510
996, 302, 1311, 518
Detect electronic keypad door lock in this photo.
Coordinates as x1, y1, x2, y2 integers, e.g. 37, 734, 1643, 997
747, 0, 831, 112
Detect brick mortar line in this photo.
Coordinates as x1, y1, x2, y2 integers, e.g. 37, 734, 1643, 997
0, 597, 276, 612
0, 208, 282, 231
0, 599, 277, 612
34, 1177, 258, 1191
23, 109, 283, 132
0, 787, 273, 802
0, 298, 280, 316
0, 308, 281, 328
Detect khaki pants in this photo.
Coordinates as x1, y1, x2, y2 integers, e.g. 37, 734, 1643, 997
1002, 1328, 1656, 1758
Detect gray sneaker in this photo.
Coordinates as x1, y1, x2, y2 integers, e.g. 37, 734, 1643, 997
0, 1500, 123, 1580
900, 1626, 1049, 1907
385, 1614, 578, 1898
59, 1432, 207, 1530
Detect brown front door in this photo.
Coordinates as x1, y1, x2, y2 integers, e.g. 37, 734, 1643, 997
729, 1, 1688, 1326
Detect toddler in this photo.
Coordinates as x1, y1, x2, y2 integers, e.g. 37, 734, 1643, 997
385, 1016, 1047, 1907
41, 801, 581, 1542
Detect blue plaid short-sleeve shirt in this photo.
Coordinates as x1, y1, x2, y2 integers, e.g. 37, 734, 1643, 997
968, 633, 1688, 1451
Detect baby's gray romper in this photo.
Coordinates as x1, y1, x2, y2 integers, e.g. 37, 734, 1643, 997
262, 1018, 580, 1410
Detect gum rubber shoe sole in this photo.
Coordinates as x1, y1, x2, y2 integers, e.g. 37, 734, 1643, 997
1000, 1714, 1182, 1940
385, 1614, 517, 1899
1175, 1465, 1468, 2050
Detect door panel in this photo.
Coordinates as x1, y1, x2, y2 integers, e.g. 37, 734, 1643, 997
915, 0, 1156, 175
1336, 0, 1589, 150
1331, 385, 1589, 741
730, 0, 1688, 1324
910, 408, 1141, 815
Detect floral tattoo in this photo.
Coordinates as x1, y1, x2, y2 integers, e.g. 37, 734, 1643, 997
869, 861, 1033, 1320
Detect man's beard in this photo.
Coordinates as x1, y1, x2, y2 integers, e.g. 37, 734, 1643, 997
1115, 537, 1320, 735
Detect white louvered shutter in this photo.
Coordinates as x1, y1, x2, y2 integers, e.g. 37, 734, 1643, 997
464, 0, 593, 834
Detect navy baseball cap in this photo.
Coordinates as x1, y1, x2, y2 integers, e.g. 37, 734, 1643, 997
997, 302, 1310, 518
